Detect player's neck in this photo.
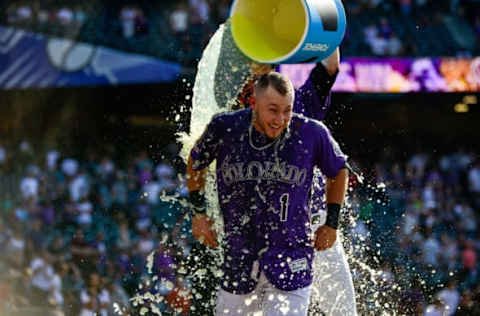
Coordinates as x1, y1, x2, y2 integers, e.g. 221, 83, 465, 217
251, 115, 276, 144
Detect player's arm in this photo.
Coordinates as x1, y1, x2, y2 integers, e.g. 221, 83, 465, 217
294, 48, 340, 120
187, 117, 222, 248
187, 155, 218, 248
320, 47, 340, 77
313, 121, 348, 251
314, 168, 349, 251
326, 167, 349, 206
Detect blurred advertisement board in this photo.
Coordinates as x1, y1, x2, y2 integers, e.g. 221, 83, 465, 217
281, 57, 480, 92
0, 26, 181, 89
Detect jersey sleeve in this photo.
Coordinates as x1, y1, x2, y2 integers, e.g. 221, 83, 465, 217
190, 115, 223, 170
293, 62, 338, 121
313, 122, 347, 179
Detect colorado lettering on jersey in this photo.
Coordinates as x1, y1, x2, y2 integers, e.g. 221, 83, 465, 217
220, 158, 308, 186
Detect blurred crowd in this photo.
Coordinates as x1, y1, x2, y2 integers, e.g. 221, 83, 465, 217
1, 137, 479, 315
2, 0, 479, 66
4, 1, 88, 39
344, 0, 479, 56
0, 141, 193, 315
349, 147, 480, 315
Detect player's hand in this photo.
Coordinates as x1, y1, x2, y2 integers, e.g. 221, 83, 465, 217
314, 225, 337, 251
192, 213, 218, 248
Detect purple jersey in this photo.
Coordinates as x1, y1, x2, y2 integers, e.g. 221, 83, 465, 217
191, 109, 347, 294
293, 62, 338, 121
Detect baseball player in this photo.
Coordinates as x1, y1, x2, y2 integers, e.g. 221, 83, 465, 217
187, 72, 349, 315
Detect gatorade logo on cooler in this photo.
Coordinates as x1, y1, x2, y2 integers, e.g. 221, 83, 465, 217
303, 43, 329, 52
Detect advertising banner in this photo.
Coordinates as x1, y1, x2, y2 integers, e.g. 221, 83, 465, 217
280, 57, 480, 92
0, 26, 182, 89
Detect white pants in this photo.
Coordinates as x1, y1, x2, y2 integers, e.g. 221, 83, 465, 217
311, 236, 357, 316
215, 273, 311, 316
216, 235, 357, 316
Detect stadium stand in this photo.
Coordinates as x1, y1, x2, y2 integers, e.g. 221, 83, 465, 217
1, 0, 479, 67
1, 133, 480, 314
1, 1, 480, 315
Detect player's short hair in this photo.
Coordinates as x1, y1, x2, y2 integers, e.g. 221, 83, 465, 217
254, 72, 294, 98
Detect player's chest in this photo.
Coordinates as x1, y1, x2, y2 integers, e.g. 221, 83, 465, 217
217, 132, 314, 186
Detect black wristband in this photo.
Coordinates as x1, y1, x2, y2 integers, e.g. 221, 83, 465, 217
325, 203, 341, 230
189, 190, 206, 214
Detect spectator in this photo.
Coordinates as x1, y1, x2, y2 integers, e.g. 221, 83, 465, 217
0, 145, 6, 165
61, 158, 79, 178
76, 197, 94, 226
378, 17, 392, 39
48, 235, 68, 259
116, 220, 133, 251
16, 4, 33, 23
46, 150, 60, 172
400, 278, 424, 315
29, 249, 56, 304
461, 240, 477, 279
439, 234, 458, 270
57, 6, 74, 26
71, 229, 99, 277
5, 223, 26, 268
455, 290, 480, 315
79, 283, 100, 316
20, 170, 39, 201
424, 298, 446, 316
134, 7, 149, 36
136, 227, 155, 257
36, 7, 50, 24
98, 156, 115, 180
364, 23, 379, 46
388, 32, 404, 56
468, 160, 480, 207
49, 262, 65, 308
399, 0, 412, 15
119, 6, 136, 39
111, 170, 128, 206
422, 229, 441, 267
106, 277, 131, 315
69, 168, 90, 202
436, 279, 460, 315
369, 33, 388, 56
188, 0, 210, 25
143, 176, 163, 205
170, 3, 189, 37
455, 201, 477, 235
73, 5, 86, 26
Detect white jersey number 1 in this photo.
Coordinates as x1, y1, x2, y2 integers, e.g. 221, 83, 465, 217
280, 193, 289, 222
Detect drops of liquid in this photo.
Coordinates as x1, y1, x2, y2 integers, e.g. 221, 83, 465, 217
132, 22, 412, 316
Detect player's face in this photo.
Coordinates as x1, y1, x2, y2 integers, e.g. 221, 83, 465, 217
253, 86, 293, 139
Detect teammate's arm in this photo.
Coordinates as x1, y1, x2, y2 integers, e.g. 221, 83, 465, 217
320, 47, 340, 77
314, 168, 349, 251
295, 48, 340, 120
187, 154, 218, 248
